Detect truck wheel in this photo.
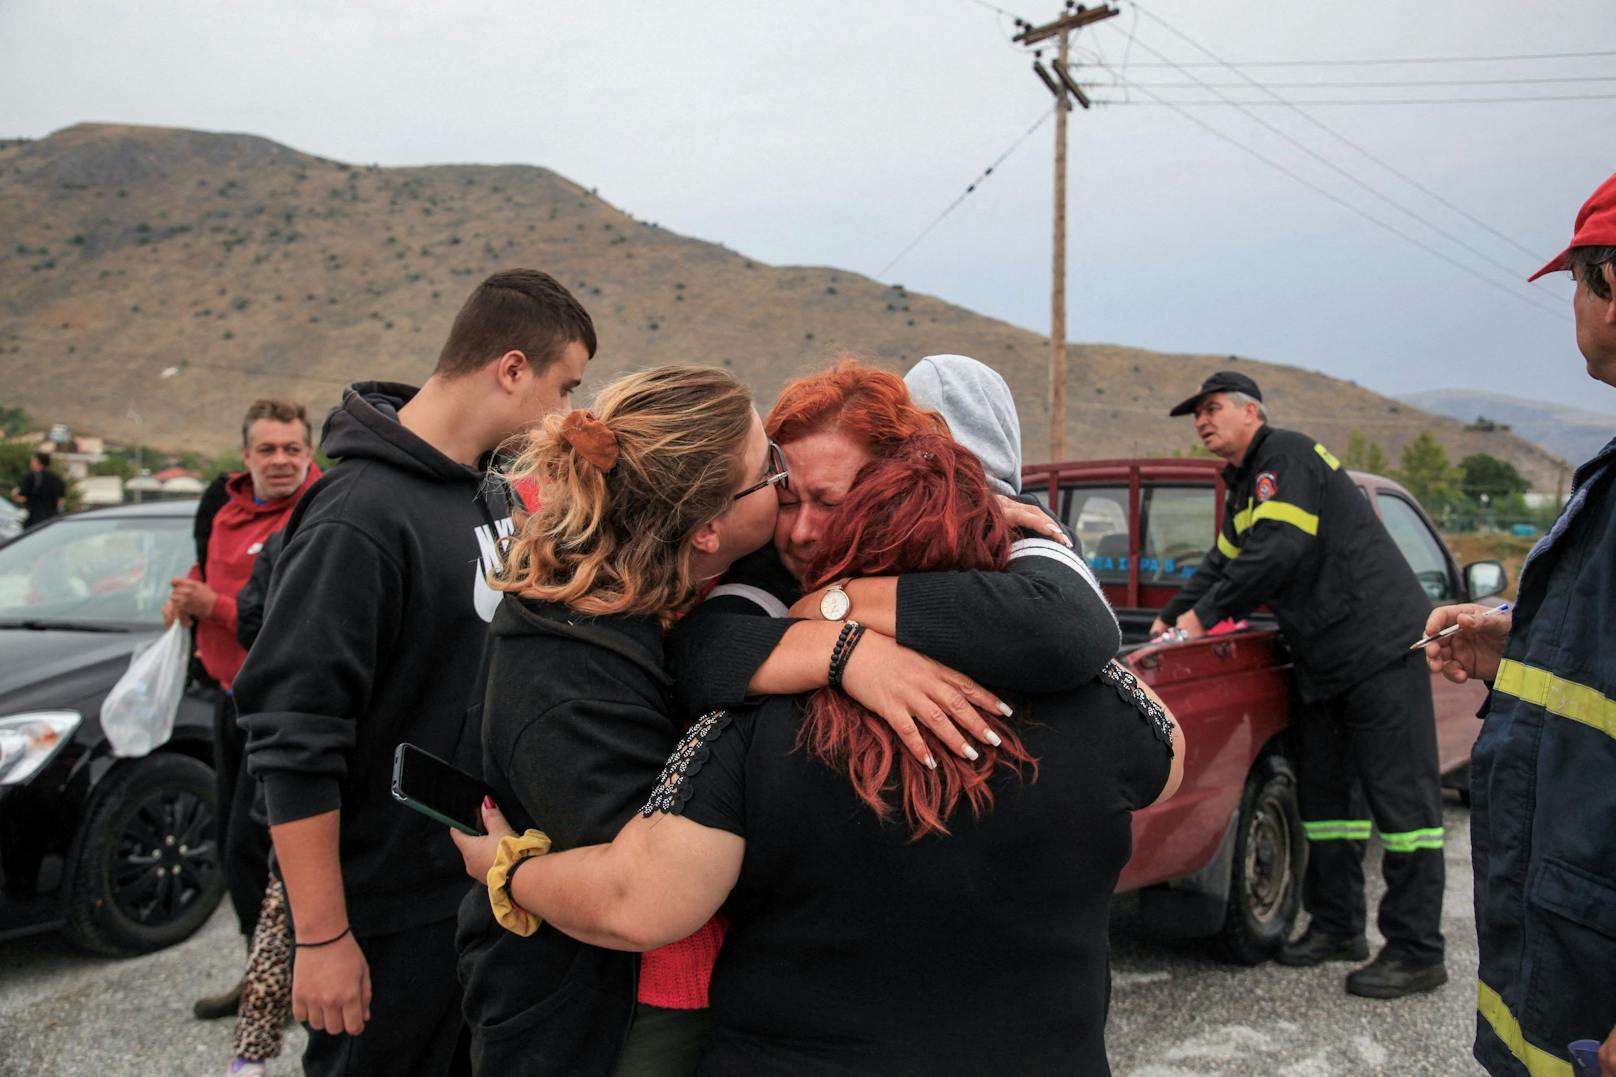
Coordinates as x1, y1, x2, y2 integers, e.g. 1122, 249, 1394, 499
62, 754, 225, 956
1220, 753, 1304, 965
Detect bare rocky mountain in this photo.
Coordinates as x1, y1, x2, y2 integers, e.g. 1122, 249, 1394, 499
0, 123, 1568, 487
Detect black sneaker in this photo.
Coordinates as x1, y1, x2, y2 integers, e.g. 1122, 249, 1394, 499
192, 978, 245, 1020
1345, 948, 1448, 999
1275, 928, 1369, 967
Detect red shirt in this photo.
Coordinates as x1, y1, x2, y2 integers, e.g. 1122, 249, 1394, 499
188, 466, 320, 689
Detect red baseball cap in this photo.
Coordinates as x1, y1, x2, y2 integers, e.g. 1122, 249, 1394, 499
1528, 171, 1616, 281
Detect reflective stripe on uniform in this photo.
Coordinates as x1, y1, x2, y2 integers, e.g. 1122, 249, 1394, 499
1229, 496, 1319, 538
1217, 533, 1242, 559
1303, 819, 1372, 841
1495, 659, 1616, 741
1314, 443, 1342, 471
1380, 827, 1444, 853
1250, 500, 1320, 536
1477, 980, 1574, 1077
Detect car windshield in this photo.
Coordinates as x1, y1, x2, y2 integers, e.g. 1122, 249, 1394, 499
0, 514, 193, 628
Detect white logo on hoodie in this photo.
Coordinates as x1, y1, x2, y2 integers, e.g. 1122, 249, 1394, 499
472, 515, 514, 622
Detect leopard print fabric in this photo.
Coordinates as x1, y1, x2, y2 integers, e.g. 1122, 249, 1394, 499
232, 875, 292, 1062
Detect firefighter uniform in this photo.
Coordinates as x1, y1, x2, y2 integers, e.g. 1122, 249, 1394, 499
1159, 423, 1446, 962
1471, 434, 1616, 1076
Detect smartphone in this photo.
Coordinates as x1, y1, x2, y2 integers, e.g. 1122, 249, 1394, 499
391, 742, 496, 835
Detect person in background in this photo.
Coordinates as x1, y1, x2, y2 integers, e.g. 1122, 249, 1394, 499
11, 451, 66, 528
454, 433, 1183, 1076
1423, 171, 1616, 1077
1149, 371, 1446, 997
232, 268, 594, 1077
167, 399, 320, 1024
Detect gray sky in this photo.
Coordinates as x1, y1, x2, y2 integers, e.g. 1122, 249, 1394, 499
4, 0, 1614, 414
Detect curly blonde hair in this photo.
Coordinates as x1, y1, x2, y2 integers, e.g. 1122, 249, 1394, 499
498, 365, 755, 627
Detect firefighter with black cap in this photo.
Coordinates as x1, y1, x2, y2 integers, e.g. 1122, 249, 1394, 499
1149, 371, 1448, 998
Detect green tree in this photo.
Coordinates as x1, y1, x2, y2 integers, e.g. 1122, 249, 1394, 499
1170, 442, 1216, 459
1395, 432, 1460, 508
1460, 453, 1529, 502
1342, 429, 1391, 475
0, 405, 31, 437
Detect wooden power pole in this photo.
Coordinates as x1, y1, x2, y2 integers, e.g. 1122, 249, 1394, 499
1015, 4, 1117, 463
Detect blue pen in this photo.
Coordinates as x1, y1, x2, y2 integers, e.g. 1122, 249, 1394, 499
1409, 602, 1512, 651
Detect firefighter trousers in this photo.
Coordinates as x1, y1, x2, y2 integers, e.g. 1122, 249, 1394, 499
1296, 650, 1446, 964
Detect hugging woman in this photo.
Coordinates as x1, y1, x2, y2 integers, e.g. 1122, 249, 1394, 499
458, 434, 1184, 1076
456, 360, 1121, 1076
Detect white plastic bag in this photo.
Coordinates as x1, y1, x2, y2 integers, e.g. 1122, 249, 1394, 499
101, 622, 189, 757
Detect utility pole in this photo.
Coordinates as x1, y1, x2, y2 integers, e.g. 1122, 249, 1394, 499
1015, 4, 1117, 462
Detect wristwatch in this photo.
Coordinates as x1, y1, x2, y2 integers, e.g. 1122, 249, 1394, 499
819, 578, 853, 621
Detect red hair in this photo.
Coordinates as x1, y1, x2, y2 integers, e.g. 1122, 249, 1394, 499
800, 433, 1037, 839
766, 357, 949, 451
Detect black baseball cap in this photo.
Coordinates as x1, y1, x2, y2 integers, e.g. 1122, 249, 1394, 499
1168, 371, 1263, 417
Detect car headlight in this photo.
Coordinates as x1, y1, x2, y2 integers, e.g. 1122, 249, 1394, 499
0, 711, 82, 786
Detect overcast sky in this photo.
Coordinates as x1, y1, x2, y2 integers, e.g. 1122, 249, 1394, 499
4, 0, 1614, 415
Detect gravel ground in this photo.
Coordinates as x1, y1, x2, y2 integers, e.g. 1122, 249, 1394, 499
0, 799, 1479, 1076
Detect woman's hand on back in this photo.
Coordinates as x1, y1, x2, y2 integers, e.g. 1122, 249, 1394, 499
450, 798, 518, 886
841, 632, 1009, 768
995, 495, 1073, 548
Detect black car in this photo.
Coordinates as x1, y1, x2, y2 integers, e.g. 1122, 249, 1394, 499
0, 498, 224, 955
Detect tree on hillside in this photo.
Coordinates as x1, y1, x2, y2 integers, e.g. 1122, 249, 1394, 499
1343, 429, 1391, 475
1396, 432, 1460, 507
0, 405, 31, 437
1460, 453, 1529, 502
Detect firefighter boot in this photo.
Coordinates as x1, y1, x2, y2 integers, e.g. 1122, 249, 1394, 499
1275, 927, 1369, 967
1344, 946, 1448, 999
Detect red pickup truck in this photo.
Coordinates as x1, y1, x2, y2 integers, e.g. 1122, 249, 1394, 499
1020, 457, 1505, 963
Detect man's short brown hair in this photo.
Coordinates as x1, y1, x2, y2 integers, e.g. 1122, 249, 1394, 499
242, 399, 312, 446
434, 269, 597, 379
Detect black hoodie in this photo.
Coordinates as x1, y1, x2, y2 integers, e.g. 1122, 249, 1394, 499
235, 381, 511, 936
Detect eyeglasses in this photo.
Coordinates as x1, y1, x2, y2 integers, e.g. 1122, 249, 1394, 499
733, 439, 789, 501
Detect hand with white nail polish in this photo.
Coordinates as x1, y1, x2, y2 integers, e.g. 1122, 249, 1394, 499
838, 631, 1011, 768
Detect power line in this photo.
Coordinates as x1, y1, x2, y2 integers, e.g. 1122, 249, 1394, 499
1090, 72, 1569, 322
1093, 93, 1616, 105
964, 0, 1028, 19
875, 109, 1052, 279
1112, 5, 1590, 263
1093, 75, 1616, 88
1116, 49, 1616, 67
1081, 28, 1566, 319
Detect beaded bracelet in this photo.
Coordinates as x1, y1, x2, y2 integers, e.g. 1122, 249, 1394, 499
828, 619, 867, 690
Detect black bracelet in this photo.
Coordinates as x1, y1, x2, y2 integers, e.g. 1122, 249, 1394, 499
294, 925, 352, 949
828, 620, 867, 691
503, 853, 537, 901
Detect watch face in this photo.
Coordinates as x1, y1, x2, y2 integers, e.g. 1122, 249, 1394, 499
820, 587, 851, 621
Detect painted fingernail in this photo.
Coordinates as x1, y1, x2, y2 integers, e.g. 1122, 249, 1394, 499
998, 702, 1014, 717
482, 795, 495, 810
963, 744, 980, 761
984, 728, 1003, 747
924, 754, 937, 770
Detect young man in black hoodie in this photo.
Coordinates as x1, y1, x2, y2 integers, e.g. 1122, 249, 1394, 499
233, 269, 595, 1076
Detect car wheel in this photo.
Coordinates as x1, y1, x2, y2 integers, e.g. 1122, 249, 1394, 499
1220, 752, 1304, 965
62, 753, 224, 956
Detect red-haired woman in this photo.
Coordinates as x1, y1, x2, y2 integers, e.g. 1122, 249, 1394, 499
668, 356, 1120, 766
455, 434, 1184, 1076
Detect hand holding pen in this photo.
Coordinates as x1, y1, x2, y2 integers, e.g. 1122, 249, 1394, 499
1417, 602, 1513, 686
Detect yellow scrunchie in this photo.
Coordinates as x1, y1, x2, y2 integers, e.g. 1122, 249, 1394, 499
486, 829, 552, 937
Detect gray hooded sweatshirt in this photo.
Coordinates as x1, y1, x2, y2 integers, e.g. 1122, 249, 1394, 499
904, 354, 1023, 496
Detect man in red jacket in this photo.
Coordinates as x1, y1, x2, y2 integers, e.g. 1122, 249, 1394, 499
164, 398, 321, 1018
